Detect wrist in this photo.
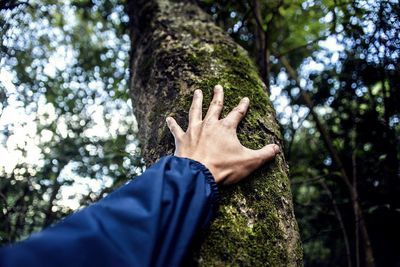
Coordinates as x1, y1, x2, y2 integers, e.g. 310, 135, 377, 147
190, 158, 223, 184
174, 154, 221, 183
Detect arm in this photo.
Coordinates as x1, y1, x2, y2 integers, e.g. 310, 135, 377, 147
0, 156, 218, 267
0, 85, 279, 267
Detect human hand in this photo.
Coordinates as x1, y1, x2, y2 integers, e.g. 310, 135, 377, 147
166, 85, 280, 185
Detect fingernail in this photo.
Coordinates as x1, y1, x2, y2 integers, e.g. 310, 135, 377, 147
166, 117, 171, 124
195, 89, 202, 95
214, 84, 223, 92
273, 145, 280, 154
242, 97, 249, 103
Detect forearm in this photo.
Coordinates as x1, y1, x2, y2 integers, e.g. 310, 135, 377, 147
0, 156, 218, 267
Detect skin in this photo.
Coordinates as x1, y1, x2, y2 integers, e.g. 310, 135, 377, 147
166, 84, 280, 185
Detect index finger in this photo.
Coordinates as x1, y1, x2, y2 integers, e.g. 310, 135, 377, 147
189, 89, 203, 126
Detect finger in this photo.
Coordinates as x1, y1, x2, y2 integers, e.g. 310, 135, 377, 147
204, 85, 224, 121
189, 89, 203, 126
224, 97, 249, 128
166, 117, 184, 140
249, 144, 280, 165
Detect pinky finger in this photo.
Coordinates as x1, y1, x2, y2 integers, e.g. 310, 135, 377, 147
166, 117, 185, 140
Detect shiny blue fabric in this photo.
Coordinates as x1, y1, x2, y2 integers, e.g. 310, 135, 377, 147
0, 156, 218, 267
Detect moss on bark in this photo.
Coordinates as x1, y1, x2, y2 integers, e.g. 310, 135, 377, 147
127, 0, 303, 266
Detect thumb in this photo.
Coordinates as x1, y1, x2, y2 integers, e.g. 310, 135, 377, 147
251, 144, 280, 164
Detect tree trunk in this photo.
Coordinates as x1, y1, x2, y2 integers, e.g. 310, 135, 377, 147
127, 1, 302, 266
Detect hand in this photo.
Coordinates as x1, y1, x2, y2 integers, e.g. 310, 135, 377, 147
166, 85, 280, 185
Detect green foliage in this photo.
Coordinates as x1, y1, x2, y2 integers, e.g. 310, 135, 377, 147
0, 0, 143, 244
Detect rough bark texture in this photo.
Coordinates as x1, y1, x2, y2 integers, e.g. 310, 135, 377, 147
127, 0, 303, 266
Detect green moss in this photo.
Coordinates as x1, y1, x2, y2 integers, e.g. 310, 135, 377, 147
133, 1, 302, 265
153, 17, 299, 265
197, 183, 289, 266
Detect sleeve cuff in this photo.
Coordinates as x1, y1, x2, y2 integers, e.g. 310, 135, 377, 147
174, 156, 220, 206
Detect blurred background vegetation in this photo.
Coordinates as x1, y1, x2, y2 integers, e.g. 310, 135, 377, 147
0, 0, 399, 266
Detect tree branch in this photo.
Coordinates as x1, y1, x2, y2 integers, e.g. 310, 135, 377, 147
278, 54, 376, 267
319, 179, 353, 267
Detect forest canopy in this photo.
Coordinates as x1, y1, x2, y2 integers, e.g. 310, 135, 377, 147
1, 0, 399, 266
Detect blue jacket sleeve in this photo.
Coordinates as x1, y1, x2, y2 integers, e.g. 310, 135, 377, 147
0, 156, 219, 267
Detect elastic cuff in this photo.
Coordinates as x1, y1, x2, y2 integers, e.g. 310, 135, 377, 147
179, 157, 220, 206
192, 160, 219, 201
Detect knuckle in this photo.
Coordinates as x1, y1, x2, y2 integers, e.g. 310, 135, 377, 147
188, 121, 198, 128
249, 155, 264, 168
188, 130, 198, 141
221, 119, 234, 128
212, 100, 223, 107
234, 107, 245, 116
203, 117, 214, 127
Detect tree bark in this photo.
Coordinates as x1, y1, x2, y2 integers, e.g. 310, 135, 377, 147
127, 0, 302, 266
